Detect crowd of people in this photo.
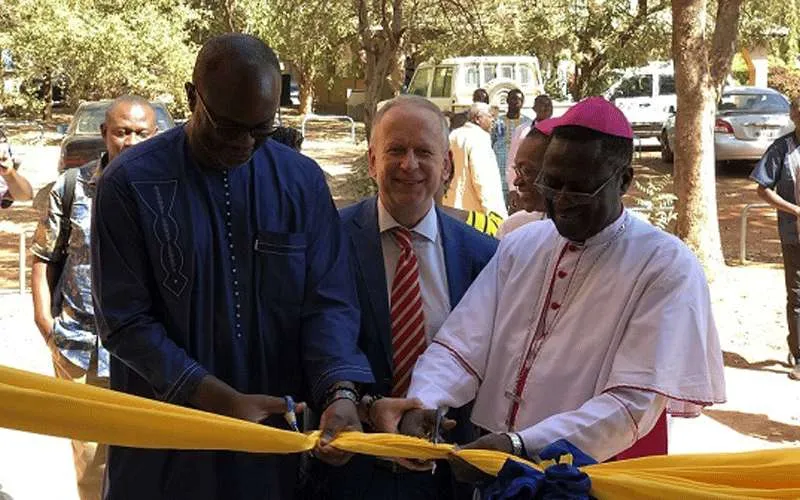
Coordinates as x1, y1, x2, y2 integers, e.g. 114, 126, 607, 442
13, 30, 800, 500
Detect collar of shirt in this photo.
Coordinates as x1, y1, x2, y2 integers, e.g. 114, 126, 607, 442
570, 208, 629, 248
377, 198, 439, 243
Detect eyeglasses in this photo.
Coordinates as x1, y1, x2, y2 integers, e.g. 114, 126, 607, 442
533, 165, 626, 205
513, 163, 539, 179
189, 83, 277, 141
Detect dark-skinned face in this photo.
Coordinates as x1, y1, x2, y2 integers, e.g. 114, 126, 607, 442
186, 68, 280, 169
101, 103, 157, 162
507, 91, 524, 116
512, 134, 548, 212
539, 135, 632, 242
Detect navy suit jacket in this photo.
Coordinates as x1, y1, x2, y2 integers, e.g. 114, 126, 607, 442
339, 197, 498, 396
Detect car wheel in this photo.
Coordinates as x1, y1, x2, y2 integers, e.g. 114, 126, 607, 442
660, 131, 674, 163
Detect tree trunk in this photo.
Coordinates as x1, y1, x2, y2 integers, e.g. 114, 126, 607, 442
671, 0, 742, 279
42, 71, 53, 121
298, 67, 315, 115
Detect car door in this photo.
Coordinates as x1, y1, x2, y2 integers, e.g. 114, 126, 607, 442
612, 73, 655, 125
429, 65, 456, 112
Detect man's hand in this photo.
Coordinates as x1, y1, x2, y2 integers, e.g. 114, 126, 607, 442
368, 397, 423, 433
226, 393, 306, 423
398, 408, 456, 439
448, 433, 513, 484
314, 398, 362, 466
190, 374, 305, 423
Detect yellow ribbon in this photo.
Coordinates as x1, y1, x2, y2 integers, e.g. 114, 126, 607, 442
2, 364, 800, 499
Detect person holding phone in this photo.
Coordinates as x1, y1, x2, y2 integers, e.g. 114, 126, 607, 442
0, 138, 33, 208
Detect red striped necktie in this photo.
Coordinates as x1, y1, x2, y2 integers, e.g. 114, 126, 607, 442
389, 227, 427, 397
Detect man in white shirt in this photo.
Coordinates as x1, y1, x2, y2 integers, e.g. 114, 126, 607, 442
445, 103, 508, 218
399, 97, 726, 468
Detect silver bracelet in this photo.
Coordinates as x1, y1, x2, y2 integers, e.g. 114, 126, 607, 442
504, 432, 524, 457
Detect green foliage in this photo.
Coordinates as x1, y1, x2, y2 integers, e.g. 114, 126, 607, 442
630, 175, 678, 231
769, 63, 800, 99
340, 152, 378, 201
2, 0, 200, 118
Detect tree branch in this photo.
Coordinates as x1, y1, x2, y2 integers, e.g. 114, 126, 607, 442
710, 0, 744, 93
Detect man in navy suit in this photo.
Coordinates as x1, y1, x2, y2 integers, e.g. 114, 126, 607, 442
310, 96, 498, 499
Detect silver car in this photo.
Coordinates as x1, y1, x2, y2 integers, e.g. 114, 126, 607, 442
660, 86, 794, 163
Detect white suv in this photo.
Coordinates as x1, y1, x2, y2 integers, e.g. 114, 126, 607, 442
606, 62, 676, 139
405, 56, 545, 116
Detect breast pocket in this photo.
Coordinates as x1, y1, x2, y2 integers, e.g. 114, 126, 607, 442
254, 231, 307, 305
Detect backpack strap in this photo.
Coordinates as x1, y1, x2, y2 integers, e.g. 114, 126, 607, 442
53, 168, 78, 261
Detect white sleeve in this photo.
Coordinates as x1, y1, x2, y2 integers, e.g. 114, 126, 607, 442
407, 249, 503, 409
517, 387, 667, 462
469, 138, 508, 217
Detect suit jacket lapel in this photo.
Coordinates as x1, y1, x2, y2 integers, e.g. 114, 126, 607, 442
351, 198, 393, 368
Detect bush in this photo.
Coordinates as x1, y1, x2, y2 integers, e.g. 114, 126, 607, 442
769, 65, 800, 99
629, 175, 677, 231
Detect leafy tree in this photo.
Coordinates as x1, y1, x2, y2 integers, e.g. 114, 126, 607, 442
2, 0, 199, 119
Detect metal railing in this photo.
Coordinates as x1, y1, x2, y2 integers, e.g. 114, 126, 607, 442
301, 114, 357, 144
739, 202, 770, 264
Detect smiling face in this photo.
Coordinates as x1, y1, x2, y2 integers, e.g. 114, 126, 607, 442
540, 131, 632, 241
513, 133, 549, 212
369, 103, 451, 227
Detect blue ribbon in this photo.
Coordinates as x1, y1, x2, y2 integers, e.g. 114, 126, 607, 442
482, 440, 596, 499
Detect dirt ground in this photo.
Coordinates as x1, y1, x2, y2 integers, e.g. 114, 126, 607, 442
0, 115, 798, 500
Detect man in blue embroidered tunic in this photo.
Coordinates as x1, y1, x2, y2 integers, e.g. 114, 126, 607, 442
91, 34, 374, 499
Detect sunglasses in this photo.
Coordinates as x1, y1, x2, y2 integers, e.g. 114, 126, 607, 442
533, 165, 626, 206
189, 83, 277, 141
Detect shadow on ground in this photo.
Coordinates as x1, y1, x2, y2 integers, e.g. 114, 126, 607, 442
723, 351, 793, 375
704, 409, 800, 443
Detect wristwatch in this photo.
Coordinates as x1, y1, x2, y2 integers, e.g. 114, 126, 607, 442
504, 432, 524, 457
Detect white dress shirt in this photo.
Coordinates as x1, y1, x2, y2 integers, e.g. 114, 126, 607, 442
408, 210, 726, 461
378, 199, 451, 342
445, 122, 508, 218
495, 210, 546, 239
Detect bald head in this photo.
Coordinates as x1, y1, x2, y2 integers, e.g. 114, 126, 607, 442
193, 33, 280, 86
101, 95, 157, 162
372, 95, 449, 150
186, 34, 282, 169
105, 95, 154, 124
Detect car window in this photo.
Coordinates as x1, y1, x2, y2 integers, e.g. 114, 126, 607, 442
408, 67, 433, 97
518, 66, 532, 85
615, 75, 653, 98
153, 107, 172, 131
75, 107, 106, 134
465, 64, 480, 88
659, 75, 675, 95
483, 64, 497, 84
499, 64, 514, 80
74, 103, 173, 135
718, 93, 789, 114
430, 67, 454, 98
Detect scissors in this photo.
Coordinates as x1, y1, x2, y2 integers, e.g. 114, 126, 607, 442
283, 395, 300, 432
431, 406, 448, 445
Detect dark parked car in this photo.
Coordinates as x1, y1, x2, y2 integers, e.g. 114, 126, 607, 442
58, 100, 175, 172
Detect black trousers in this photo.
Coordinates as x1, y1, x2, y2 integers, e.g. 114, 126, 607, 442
781, 244, 800, 362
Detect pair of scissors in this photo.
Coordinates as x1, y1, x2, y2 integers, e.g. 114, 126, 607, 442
283, 395, 300, 432
431, 406, 448, 445
430, 406, 448, 475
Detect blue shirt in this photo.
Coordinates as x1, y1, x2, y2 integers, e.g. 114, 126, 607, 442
750, 132, 800, 245
491, 115, 531, 195
91, 127, 373, 499
31, 158, 110, 377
